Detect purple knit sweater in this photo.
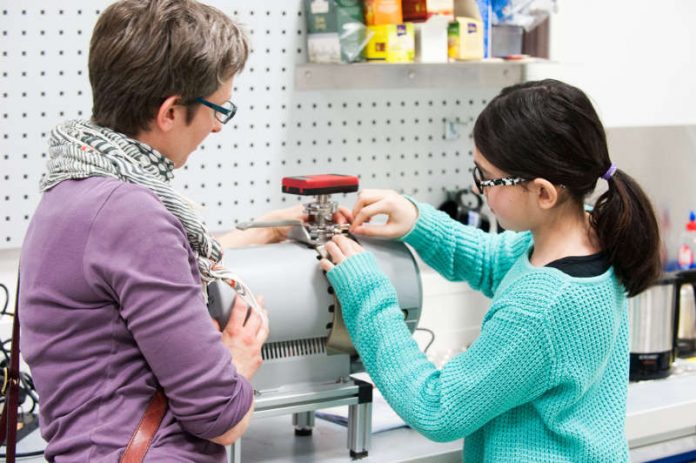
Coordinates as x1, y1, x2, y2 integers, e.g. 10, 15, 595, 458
19, 177, 253, 462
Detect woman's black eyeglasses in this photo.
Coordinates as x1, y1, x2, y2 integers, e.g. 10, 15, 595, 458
195, 97, 237, 124
472, 165, 527, 192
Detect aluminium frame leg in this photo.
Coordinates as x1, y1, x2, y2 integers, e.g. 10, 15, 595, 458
228, 438, 241, 463
293, 410, 316, 436
347, 401, 372, 459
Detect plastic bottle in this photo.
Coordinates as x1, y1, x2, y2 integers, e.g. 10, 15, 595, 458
677, 211, 696, 269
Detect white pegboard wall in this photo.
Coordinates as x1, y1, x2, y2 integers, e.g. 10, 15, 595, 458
0, 0, 501, 249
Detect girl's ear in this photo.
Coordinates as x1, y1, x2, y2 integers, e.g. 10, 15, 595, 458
530, 178, 559, 210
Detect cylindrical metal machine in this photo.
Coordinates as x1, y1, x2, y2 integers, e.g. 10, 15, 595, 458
208, 237, 422, 391
207, 174, 422, 460
207, 174, 422, 392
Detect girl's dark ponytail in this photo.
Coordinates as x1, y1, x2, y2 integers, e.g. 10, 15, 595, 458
591, 169, 661, 297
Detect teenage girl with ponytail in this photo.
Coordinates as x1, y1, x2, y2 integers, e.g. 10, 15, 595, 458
319, 79, 661, 462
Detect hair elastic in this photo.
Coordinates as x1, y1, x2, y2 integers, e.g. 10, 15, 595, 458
601, 163, 617, 180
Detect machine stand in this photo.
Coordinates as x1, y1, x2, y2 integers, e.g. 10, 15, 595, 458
350, 449, 369, 459
293, 410, 316, 436
347, 378, 373, 459
229, 439, 241, 463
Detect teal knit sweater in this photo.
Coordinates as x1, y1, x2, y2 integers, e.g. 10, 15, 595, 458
327, 202, 630, 462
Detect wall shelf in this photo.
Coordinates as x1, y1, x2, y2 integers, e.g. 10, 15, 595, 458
295, 60, 536, 91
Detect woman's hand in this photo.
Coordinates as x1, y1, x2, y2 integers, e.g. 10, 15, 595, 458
217, 204, 305, 248
319, 234, 367, 272
219, 296, 269, 380
254, 204, 306, 243
344, 189, 418, 239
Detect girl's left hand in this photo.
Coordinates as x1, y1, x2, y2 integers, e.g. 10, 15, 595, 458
320, 234, 366, 272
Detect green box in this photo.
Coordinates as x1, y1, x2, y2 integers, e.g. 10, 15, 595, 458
305, 0, 366, 63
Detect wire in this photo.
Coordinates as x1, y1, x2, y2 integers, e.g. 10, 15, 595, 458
0, 282, 9, 317
0, 450, 45, 458
415, 327, 436, 354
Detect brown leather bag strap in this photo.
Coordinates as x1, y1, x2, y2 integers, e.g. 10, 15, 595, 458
0, 269, 167, 463
0, 272, 23, 463
120, 388, 168, 463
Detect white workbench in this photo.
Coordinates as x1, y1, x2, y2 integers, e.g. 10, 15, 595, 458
7, 360, 696, 463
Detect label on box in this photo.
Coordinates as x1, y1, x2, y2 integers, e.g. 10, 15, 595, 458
310, 0, 330, 14
308, 33, 342, 63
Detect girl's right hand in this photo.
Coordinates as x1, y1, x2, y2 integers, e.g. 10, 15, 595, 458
346, 189, 418, 239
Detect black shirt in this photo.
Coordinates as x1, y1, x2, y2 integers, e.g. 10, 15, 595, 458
546, 252, 610, 278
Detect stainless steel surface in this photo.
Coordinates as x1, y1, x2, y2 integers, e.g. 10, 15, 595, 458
230, 413, 462, 463
295, 62, 526, 90
237, 219, 304, 230
629, 282, 676, 353
253, 382, 361, 414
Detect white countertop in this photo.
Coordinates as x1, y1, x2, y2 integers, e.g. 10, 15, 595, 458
7, 361, 696, 462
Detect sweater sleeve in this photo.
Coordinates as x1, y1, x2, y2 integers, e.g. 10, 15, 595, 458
401, 202, 532, 298
83, 183, 253, 440
328, 252, 552, 442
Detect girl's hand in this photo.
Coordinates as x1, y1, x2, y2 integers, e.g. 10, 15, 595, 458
348, 190, 418, 239
320, 234, 366, 272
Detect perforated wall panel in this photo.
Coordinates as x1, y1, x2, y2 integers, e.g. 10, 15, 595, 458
0, 1, 502, 249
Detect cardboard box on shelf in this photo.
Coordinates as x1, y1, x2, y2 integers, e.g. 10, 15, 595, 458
448, 0, 484, 60
403, 0, 454, 21
448, 17, 483, 60
427, 0, 454, 19
364, 0, 403, 25
365, 23, 415, 62
491, 24, 523, 58
305, 0, 367, 63
415, 15, 449, 63
403, 0, 428, 22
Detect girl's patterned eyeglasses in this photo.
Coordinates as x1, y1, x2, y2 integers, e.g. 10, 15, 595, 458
472, 165, 528, 192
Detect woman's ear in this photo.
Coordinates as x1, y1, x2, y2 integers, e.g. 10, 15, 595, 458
153, 96, 182, 133
530, 178, 559, 210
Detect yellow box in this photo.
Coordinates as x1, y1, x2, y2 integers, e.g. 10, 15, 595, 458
448, 17, 483, 60
366, 23, 415, 62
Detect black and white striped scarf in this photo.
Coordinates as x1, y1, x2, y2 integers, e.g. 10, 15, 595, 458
41, 119, 235, 295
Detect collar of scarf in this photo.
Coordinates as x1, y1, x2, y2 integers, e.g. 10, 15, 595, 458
42, 119, 234, 295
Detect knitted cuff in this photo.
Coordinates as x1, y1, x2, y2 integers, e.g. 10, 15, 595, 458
399, 201, 445, 248
327, 252, 388, 308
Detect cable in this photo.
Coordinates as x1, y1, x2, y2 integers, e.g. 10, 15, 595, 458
0, 450, 45, 458
415, 327, 436, 354
0, 282, 9, 316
